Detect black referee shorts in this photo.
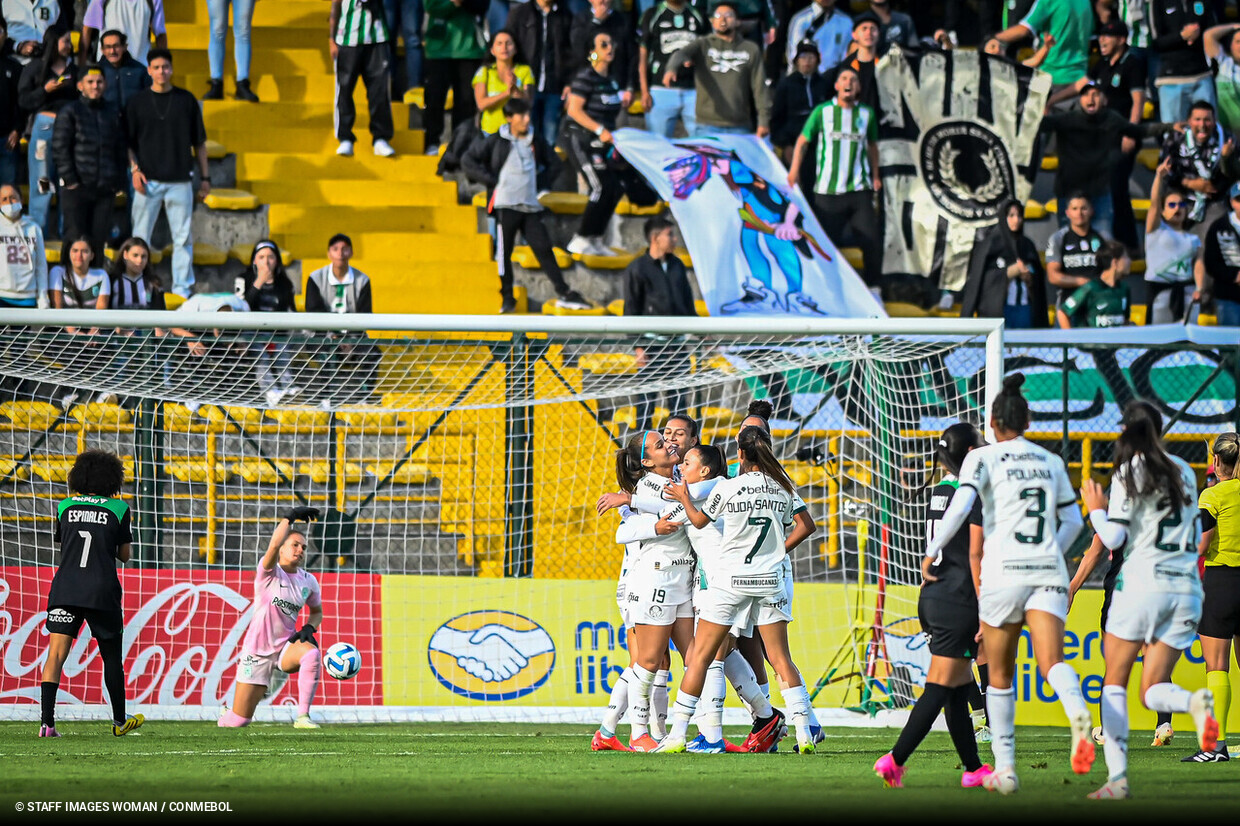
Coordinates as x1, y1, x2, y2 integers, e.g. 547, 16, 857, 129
45, 605, 124, 641
1198, 565, 1240, 640
918, 597, 980, 659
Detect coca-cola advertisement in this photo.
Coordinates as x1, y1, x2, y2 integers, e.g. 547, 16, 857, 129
0, 568, 383, 708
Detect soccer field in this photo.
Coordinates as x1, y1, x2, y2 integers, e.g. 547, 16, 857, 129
0, 723, 1233, 821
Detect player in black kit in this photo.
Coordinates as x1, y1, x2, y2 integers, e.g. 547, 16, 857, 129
874, 422, 993, 789
38, 450, 143, 737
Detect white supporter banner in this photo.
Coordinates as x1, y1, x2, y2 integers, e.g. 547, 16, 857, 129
876, 47, 1050, 291
612, 128, 884, 319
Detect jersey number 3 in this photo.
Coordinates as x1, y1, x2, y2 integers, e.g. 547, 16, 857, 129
1015, 488, 1046, 545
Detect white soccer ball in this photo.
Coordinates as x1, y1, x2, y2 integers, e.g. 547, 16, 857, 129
1091, 725, 1106, 745
325, 642, 362, 680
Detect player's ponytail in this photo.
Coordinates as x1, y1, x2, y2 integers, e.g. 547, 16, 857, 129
910, 421, 983, 500
615, 431, 652, 493
1212, 431, 1240, 479
1113, 399, 1187, 506
991, 372, 1030, 435
737, 426, 794, 494
746, 399, 773, 423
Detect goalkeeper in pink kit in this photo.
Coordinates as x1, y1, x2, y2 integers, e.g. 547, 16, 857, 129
219, 507, 326, 729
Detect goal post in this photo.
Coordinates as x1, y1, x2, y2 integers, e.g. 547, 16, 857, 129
0, 310, 1003, 723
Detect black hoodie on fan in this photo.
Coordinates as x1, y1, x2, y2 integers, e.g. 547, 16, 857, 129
960, 198, 1049, 327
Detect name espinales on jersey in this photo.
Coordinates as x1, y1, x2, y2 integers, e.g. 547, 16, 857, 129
924, 477, 983, 606
959, 437, 1077, 587
1109, 455, 1201, 595
48, 494, 132, 613
701, 471, 798, 587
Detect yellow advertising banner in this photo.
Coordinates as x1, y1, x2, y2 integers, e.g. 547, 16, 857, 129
381, 577, 1240, 729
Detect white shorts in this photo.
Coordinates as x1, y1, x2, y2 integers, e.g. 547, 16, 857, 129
1106, 589, 1203, 650
979, 583, 1069, 627
734, 557, 795, 638
625, 565, 695, 626
696, 572, 792, 630
236, 642, 294, 687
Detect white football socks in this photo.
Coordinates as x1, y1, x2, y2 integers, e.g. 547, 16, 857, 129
668, 691, 699, 742
781, 683, 813, 742
699, 662, 726, 743
651, 670, 670, 740
1100, 684, 1129, 782
1046, 662, 1089, 721
1144, 682, 1192, 714
629, 664, 656, 740
724, 650, 772, 719
988, 685, 1017, 771
600, 666, 632, 738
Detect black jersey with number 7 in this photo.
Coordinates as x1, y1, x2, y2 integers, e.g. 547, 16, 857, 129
47, 495, 132, 613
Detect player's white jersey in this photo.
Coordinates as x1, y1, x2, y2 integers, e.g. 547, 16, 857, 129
630, 473, 694, 570
1109, 455, 1201, 595
959, 436, 1077, 587
701, 471, 796, 590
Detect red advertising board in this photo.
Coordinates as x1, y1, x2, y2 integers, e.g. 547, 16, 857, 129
0, 567, 382, 707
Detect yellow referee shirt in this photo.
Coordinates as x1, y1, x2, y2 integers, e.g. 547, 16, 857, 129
1200, 478, 1240, 567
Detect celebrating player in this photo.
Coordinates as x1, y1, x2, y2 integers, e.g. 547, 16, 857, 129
656, 426, 818, 754
609, 430, 697, 751
219, 507, 326, 730
39, 450, 142, 737
1078, 400, 1218, 799
926, 374, 1090, 794
1184, 431, 1240, 762
875, 422, 994, 789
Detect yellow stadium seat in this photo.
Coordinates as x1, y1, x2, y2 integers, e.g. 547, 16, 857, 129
574, 250, 637, 269
266, 408, 332, 429
163, 293, 186, 310
0, 401, 62, 429
1131, 199, 1149, 220
1025, 200, 1047, 220
30, 457, 75, 482
0, 457, 29, 481
68, 402, 132, 427
1137, 147, 1159, 170
161, 402, 201, 430
606, 298, 625, 316
697, 406, 742, 429
203, 405, 265, 427
166, 460, 229, 484
298, 460, 365, 484
338, 409, 403, 430
885, 301, 931, 318
579, 353, 637, 374
674, 247, 693, 268
627, 99, 644, 115
1130, 259, 1146, 275
402, 87, 453, 109
230, 459, 295, 484
192, 243, 229, 266
841, 247, 863, 270
538, 192, 587, 214
1045, 198, 1057, 213
366, 462, 433, 485
695, 300, 709, 316
511, 245, 573, 269
203, 188, 261, 210
205, 139, 227, 160
616, 198, 666, 216
1143, 100, 1155, 120
1040, 155, 1059, 171
44, 239, 61, 264
541, 301, 607, 315
472, 190, 488, 208
606, 406, 637, 429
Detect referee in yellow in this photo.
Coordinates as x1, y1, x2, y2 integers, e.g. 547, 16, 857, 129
1188, 432, 1240, 762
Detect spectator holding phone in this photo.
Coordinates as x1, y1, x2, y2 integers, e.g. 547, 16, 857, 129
18, 28, 78, 237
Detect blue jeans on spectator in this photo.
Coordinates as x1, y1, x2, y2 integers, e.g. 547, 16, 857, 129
27, 112, 57, 236
0, 146, 19, 187
532, 89, 564, 150
646, 87, 696, 138
132, 180, 195, 297
1004, 303, 1034, 330
384, 0, 423, 91
634, 0, 657, 14
692, 123, 751, 137
207, 0, 256, 80
1217, 299, 1240, 326
1158, 75, 1216, 124
1057, 192, 1113, 240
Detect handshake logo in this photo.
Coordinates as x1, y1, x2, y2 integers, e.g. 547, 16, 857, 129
428, 611, 557, 700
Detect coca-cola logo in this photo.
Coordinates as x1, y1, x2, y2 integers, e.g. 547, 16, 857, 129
0, 568, 382, 708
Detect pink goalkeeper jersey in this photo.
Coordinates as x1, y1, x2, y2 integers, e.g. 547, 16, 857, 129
241, 563, 322, 657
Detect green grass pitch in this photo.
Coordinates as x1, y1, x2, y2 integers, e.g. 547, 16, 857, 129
0, 723, 1234, 821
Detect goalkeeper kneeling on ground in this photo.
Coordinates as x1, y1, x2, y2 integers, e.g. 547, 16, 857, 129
219, 507, 327, 730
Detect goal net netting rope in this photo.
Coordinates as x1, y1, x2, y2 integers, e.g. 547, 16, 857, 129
0, 311, 1001, 723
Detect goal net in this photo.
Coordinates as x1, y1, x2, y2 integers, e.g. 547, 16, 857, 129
0, 310, 1002, 723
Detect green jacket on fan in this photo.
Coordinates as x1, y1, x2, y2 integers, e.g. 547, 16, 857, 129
424, 0, 487, 61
